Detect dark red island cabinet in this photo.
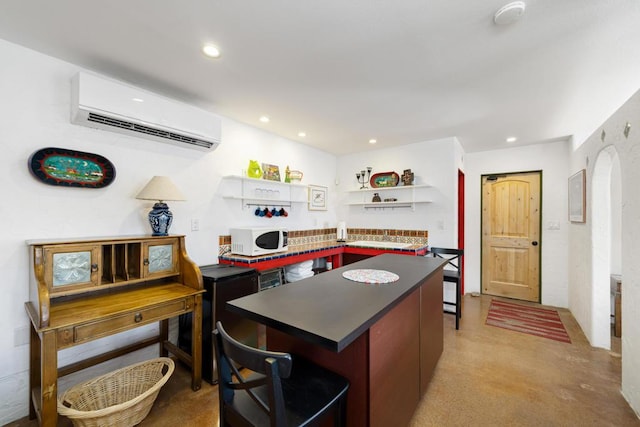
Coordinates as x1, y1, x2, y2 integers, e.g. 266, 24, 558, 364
227, 254, 446, 427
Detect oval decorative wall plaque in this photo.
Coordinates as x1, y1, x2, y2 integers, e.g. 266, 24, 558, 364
370, 171, 400, 188
28, 147, 116, 188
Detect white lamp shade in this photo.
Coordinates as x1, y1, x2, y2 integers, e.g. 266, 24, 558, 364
136, 176, 186, 202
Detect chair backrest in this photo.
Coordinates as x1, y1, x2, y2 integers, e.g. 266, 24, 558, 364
428, 247, 463, 275
213, 321, 292, 427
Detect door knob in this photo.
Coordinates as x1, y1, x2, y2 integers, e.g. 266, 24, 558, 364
532, 241, 538, 246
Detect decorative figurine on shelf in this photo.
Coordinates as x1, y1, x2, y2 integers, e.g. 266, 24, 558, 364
356, 166, 373, 189
284, 166, 291, 183
402, 169, 414, 186
247, 160, 262, 179
372, 193, 381, 202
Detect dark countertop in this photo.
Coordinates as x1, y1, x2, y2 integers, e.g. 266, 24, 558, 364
199, 263, 256, 280
226, 253, 446, 352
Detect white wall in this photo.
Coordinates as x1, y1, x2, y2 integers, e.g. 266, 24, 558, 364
569, 89, 640, 415
464, 140, 571, 308
336, 137, 462, 247
611, 160, 622, 275
0, 39, 336, 424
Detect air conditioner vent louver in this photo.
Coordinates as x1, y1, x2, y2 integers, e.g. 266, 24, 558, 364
87, 113, 214, 149
71, 72, 221, 151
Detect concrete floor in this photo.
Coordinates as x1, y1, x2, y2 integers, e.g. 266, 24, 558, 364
409, 295, 637, 426
8, 294, 639, 426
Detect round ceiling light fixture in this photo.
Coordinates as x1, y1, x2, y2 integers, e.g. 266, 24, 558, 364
493, 1, 526, 26
202, 44, 221, 58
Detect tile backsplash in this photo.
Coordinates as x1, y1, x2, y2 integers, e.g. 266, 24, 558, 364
218, 228, 428, 256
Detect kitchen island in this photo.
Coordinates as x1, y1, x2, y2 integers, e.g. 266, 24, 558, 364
227, 253, 446, 427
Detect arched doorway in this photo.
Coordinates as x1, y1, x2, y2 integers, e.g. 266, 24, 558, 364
591, 145, 622, 349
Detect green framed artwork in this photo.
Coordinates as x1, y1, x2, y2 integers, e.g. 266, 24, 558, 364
262, 163, 281, 181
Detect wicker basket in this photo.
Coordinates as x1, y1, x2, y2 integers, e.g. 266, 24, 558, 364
57, 357, 175, 427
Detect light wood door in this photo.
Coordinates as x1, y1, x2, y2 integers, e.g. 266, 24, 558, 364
482, 172, 541, 302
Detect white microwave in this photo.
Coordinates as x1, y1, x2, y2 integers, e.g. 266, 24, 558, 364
230, 227, 288, 256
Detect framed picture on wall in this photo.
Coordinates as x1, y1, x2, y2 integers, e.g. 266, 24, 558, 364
569, 169, 586, 223
262, 163, 281, 181
308, 185, 327, 211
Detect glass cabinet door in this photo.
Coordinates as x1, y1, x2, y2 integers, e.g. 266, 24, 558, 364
143, 239, 179, 277
44, 244, 101, 294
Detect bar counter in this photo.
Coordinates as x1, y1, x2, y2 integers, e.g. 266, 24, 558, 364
227, 253, 446, 427
218, 240, 429, 271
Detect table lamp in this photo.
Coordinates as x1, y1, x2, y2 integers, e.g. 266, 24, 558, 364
136, 176, 186, 236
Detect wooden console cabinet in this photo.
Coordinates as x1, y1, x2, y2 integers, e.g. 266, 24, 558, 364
25, 235, 204, 427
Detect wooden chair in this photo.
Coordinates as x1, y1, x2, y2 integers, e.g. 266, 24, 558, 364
428, 247, 463, 329
212, 321, 349, 427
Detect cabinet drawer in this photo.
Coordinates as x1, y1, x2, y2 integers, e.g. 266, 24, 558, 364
59, 297, 193, 346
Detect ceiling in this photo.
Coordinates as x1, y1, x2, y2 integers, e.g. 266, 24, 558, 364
1, 1, 639, 155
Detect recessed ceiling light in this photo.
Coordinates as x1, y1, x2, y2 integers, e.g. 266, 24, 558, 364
298, 132, 306, 137
259, 116, 270, 123
369, 139, 377, 144
202, 44, 221, 58
493, 1, 526, 26
506, 137, 517, 143
132, 98, 144, 103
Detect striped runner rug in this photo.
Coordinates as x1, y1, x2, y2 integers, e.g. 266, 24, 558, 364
486, 299, 571, 343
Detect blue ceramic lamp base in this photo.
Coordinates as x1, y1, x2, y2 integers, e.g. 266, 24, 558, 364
148, 202, 173, 236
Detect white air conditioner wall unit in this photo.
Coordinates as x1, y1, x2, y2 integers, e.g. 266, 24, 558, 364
71, 72, 221, 151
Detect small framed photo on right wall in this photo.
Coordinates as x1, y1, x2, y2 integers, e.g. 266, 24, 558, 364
308, 185, 328, 211
569, 169, 586, 223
